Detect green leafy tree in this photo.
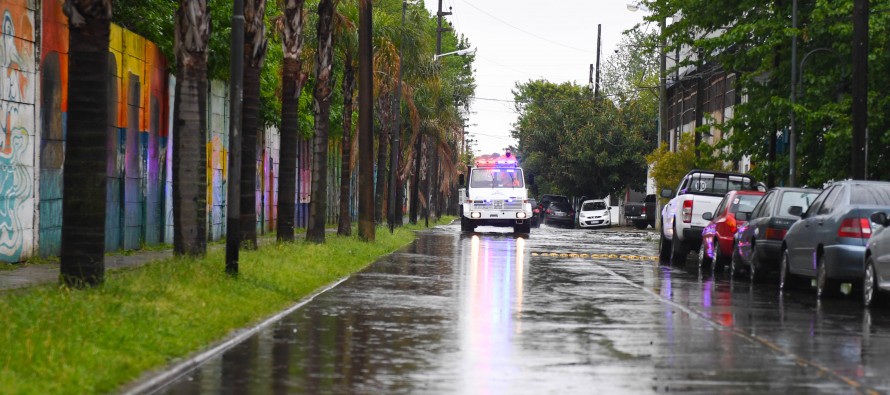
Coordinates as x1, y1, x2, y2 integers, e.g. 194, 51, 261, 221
512, 80, 651, 200
647, 133, 727, 204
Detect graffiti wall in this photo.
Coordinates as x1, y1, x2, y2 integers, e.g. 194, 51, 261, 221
0, 0, 36, 262
3, 0, 333, 263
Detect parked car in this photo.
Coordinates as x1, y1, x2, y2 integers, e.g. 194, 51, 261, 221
578, 199, 612, 229
625, 194, 657, 229
529, 198, 540, 228
538, 194, 569, 211
862, 211, 890, 307
698, 190, 764, 269
732, 187, 820, 281
659, 169, 762, 264
541, 201, 575, 228
781, 180, 890, 297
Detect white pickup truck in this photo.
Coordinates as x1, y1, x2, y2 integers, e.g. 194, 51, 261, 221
659, 170, 761, 264
458, 155, 533, 234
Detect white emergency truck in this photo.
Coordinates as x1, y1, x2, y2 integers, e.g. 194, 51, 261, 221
458, 154, 533, 234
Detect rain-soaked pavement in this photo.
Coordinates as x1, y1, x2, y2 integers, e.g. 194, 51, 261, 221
155, 224, 890, 394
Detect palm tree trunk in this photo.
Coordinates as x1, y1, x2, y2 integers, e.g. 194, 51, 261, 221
277, 0, 306, 242
374, 97, 390, 224
307, 0, 335, 243
409, 135, 421, 225
60, 0, 112, 287
338, 56, 356, 236
357, 0, 375, 241
240, 0, 268, 249
171, 0, 209, 256
277, 58, 302, 242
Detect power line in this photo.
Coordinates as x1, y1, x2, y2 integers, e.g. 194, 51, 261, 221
456, 0, 593, 54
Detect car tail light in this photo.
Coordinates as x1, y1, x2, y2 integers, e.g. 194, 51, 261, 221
838, 218, 872, 239
642, 206, 647, 215
533, 208, 540, 213
726, 215, 737, 234
765, 227, 787, 240
546, 209, 552, 214
682, 200, 693, 223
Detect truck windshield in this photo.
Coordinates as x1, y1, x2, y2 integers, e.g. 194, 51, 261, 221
470, 168, 524, 188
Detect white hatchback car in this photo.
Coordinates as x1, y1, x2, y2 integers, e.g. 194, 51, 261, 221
578, 199, 612, 228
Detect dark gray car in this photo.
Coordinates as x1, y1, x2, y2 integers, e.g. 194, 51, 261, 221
781, 180, 890, 297
733, 187, 820, 281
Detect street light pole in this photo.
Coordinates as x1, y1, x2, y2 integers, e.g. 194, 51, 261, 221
225, 0, 245, 275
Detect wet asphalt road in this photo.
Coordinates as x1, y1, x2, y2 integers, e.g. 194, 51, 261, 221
156, 224, 890, 394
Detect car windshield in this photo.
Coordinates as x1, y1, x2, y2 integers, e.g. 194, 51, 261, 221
729, 194, 762, 214
582, 201, 606, 211
779, 191, 820, 217
851, 184, 890, 205
683, 173, 756, 196
469, 168, 524, 188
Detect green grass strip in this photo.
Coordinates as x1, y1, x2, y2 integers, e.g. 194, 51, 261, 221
0, 218, 453, 395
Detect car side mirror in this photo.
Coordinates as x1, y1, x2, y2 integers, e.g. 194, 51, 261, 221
788, 205, 803, 217
736, 211, 750, 221
660, 188, 673, 199
458, 174, 465, 188
702, 212, 713, 221
871, 212, 890, 227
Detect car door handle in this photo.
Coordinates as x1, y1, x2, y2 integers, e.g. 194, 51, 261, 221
817, 220, 824, 226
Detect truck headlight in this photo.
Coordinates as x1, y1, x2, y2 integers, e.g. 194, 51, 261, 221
471, 212, 481, 219
516, 212, 527, 219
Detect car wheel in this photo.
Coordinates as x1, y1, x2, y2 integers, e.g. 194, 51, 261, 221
670, 226, 687, 266
816, 254, 837, 298
659, 231, 672, 263
514, 223, 531, 234
863, 257, 883, 307
748, 244, 762, 283
698, 240, 712, 268
780, 248, 795, 291
730, 244, 743, 277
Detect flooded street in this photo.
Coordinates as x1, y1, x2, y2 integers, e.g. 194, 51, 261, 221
157, 224, 890, 394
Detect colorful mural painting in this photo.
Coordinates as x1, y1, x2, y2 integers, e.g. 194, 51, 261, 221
0, 0, 35, 262
4, 0, 336, 263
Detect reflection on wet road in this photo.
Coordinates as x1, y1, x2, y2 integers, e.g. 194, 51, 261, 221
158, 224, 890, 394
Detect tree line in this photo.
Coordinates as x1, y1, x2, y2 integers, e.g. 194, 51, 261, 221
61, 0, 475, 287
638, 0, 890, 188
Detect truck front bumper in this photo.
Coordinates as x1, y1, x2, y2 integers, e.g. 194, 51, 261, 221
463, 208, 531, 227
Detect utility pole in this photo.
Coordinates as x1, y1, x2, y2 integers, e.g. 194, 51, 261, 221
789, 0, 798, 186
852, 0, 868, 179
225, 0, 245, 275
389, 0, 406, 233
658, 19, 667, 148
427, 0, 451, 227
358, 0, 375, 241
594, 24, 601, 101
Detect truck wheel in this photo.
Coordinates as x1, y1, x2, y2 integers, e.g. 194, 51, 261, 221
670, 226, 687, 266
633, 221, 648, 230
514, 223, 531, 234
659, 231, 672, 263
460, 217, 475, 232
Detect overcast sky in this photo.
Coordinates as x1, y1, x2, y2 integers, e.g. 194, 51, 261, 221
422, 0, 650, 157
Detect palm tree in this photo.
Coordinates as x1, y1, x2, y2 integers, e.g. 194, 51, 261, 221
60, 0, 113, 287
276, 0, 308, 242
240, 0, 268, 249
357, 0, 374, 241
306, 0, 336, 243
335, 2, 358, 236
171, 0, 210, 256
